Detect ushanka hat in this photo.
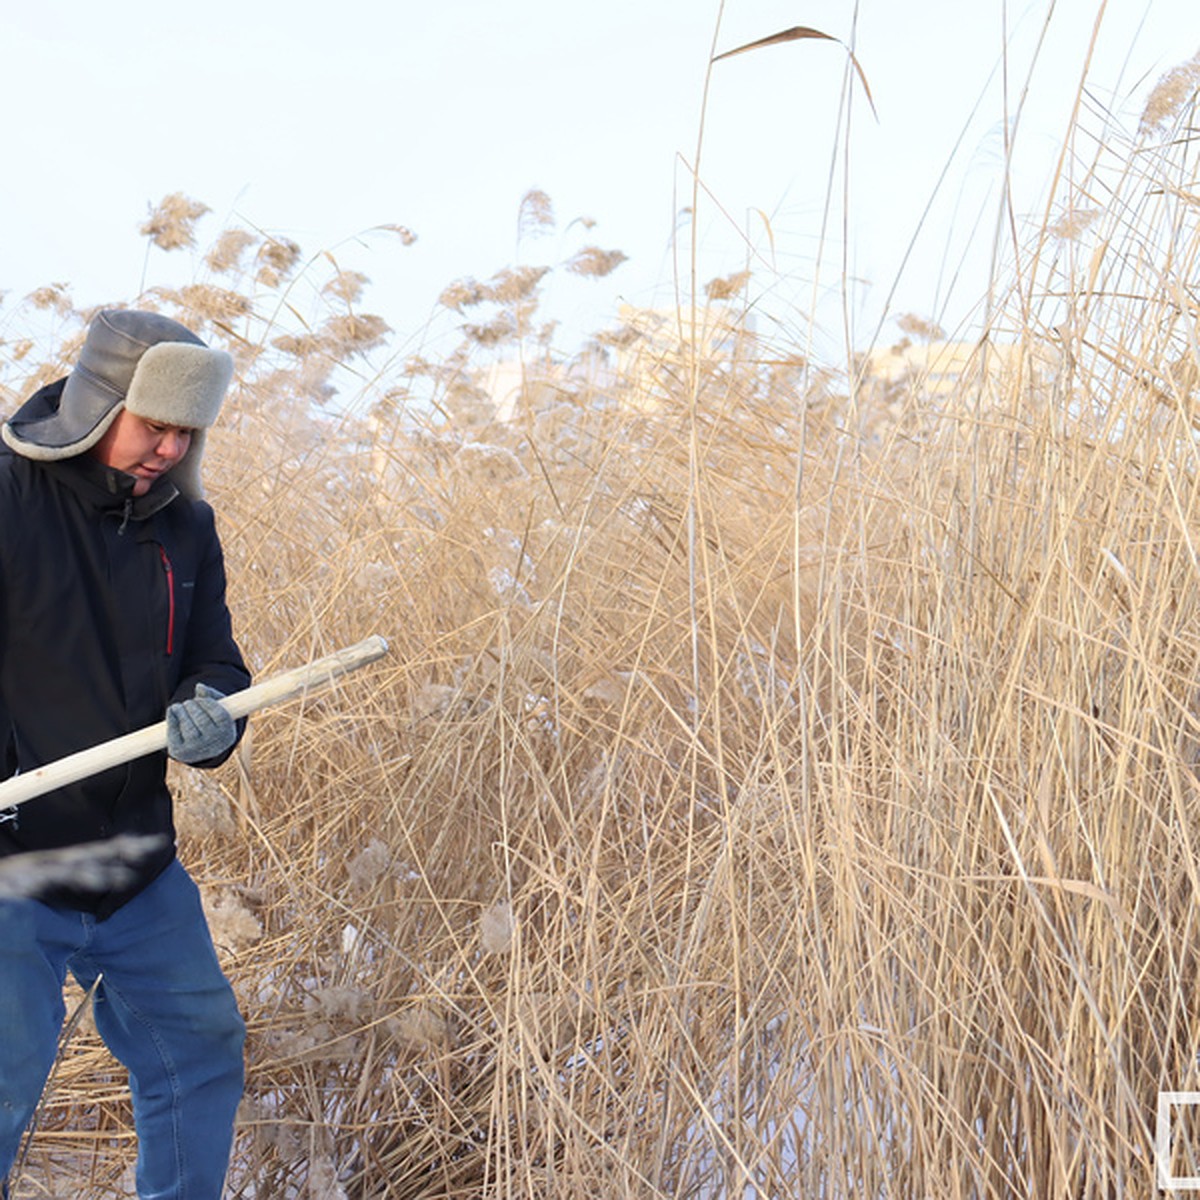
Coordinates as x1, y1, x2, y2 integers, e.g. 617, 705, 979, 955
2, 308, 233, 499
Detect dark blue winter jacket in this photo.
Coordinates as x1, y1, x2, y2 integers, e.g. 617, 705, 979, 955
0, 379, 249, 915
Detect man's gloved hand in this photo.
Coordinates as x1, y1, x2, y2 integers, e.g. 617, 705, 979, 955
166, 683, 236, 764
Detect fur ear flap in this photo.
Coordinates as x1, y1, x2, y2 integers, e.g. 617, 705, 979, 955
167, 429, 210, 500
125, 343, 233, 430
2, 401, 123, 460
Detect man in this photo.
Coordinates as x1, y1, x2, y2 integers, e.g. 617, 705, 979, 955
0, 309, 251, 1198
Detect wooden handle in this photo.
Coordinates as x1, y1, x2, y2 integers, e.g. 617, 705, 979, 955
0, 635, 390, 810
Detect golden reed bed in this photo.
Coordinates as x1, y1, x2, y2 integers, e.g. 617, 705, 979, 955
3, 42, 1200, 1200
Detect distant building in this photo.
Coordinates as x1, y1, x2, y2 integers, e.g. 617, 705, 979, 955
612, 303, 757, 359
597, 303, 759, 410
474, 304, 761, 420
861, 339, 1028, 398
478, 358, 587, 423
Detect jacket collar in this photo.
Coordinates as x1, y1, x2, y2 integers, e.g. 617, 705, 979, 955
39, 452, 179, 521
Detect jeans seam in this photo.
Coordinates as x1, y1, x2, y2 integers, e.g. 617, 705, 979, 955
78, 961, 188, 1198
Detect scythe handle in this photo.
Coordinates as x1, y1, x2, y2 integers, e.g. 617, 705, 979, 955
0, 634, 390, 810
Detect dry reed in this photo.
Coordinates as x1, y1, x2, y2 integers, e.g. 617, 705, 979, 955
4, 43, 1200, 1200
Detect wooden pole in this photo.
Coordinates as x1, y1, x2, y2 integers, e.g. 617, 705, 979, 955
0, 635, 389, 810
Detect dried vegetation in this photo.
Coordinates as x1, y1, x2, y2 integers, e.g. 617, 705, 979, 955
1, 46, 1200, 1200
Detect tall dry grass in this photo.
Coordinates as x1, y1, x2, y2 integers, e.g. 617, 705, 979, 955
4, 43, 1200, 1200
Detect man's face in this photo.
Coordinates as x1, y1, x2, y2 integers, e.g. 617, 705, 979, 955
91, 410, 194, 496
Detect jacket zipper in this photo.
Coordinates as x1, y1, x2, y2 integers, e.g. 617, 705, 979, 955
159, 545, 176, 656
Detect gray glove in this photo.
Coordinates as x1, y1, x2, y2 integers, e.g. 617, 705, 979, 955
166, 683, 236, 764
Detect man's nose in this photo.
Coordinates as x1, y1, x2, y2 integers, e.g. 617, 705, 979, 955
158, 431, 188, 460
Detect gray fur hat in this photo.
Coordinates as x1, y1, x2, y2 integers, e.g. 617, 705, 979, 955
2, 308, 233, 499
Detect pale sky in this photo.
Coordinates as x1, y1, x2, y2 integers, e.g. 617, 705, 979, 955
2, 0, 1197, 365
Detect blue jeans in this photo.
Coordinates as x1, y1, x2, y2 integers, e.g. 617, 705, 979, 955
0, 859, 245, 1199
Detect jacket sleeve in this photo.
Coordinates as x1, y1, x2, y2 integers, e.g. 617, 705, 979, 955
0, 711, 14, 783
0, 469, 13, 782
170, 501, 251, 767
